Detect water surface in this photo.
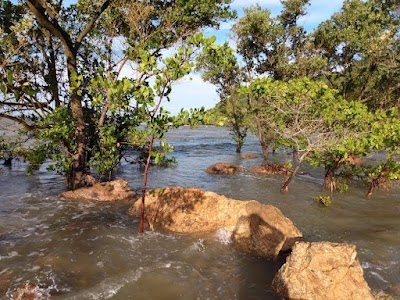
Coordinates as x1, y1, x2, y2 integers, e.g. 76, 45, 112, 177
0, 126, 399, 299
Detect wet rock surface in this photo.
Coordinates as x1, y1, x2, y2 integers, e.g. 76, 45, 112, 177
128, 187, 302, 258
12, 283, 38, 300
272, 241, 375, 300
206, 162, 244, 174
60, 179, 136, 202
240, 153, 258, 159
248, 163, 291, 175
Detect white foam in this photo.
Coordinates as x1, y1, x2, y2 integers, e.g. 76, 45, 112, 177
97, 261, 104, 268
193, 239, 206, 252
215, 228, 232, 245
0, 251, 19, 260
28, 265, 41, 272
369, 271, 390, 284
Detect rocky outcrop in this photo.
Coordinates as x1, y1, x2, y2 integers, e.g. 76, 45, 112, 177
206, 162, 243, 175
128, 187, 302, 258
272, 241, 375, 300
240, 153, 258, 159
248, 163, 291, 175
60, 179, 136, 202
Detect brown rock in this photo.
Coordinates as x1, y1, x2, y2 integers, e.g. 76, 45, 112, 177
272, 241, 375, 300
13, 283, 37, 300
206, 162, 243, 174
60, 179, 136, 201
241, 153, 258, 159
232, 202, 302, 257
248, 163, 291, 175
128, 187, 302, 258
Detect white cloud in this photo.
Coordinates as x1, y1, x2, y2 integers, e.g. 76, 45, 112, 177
163, 75, 219, 115
218, 20, 236, 31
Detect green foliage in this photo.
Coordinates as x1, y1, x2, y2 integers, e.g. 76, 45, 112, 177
132, 34, 216, 168
197, 42, 241, 99
314, 195, 332, 207
313, 0, 400, 109
243, 77, 340, 155
233, 1, 326, 80
337, 183, 349, 193
1, 0, 235, 189
24, 144, 50, 175
25, 107, 78, 175
202, 103, 227, 126
0, 136, 11, 158
197, 42, 249, 152
364, 159, 400, 195
89, 125, 119, 178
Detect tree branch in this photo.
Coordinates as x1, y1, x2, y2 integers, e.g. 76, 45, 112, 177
26, 0, 74, 55
75, 0, 114, 49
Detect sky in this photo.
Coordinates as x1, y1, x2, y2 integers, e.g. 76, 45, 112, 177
164, 0, 345, 115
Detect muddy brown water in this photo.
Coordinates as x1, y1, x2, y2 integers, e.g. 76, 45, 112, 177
0, 126, 399, 299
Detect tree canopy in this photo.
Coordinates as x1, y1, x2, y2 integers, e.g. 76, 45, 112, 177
0, 0, 234, 189
197, 0, 400, 194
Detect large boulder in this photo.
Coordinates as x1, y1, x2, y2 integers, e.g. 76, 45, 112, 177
128, 187, 302, 258
272, 241, 375, 300
60, 179, 136, 202
206, 162, 243, 174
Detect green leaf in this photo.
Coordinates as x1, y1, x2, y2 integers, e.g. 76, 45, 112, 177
7, 70, 13, 85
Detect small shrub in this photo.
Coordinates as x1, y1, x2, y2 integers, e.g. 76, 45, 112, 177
314, 195, 332, 207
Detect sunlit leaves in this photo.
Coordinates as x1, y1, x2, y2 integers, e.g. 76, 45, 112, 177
313, 0, 400, 109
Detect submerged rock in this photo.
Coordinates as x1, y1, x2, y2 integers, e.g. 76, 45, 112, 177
240, 153, 258, 159
206, 162, 243, 174
272, 241, 375, 300
60, 179, 136, 202
13, 283, 38, 300
248, 163, 291, 175
128, 187, 302, 258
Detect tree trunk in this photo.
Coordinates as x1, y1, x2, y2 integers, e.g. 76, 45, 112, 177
236, 143, 242, 153
292, 149, 299, 162
261, 141, 269, 160
281, 150, 309, 193
255, 118, 268, 159
140, 135, 155, 233
47, 37, 61, 107
323, 158, 341, 192
66, 56, 95, 190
